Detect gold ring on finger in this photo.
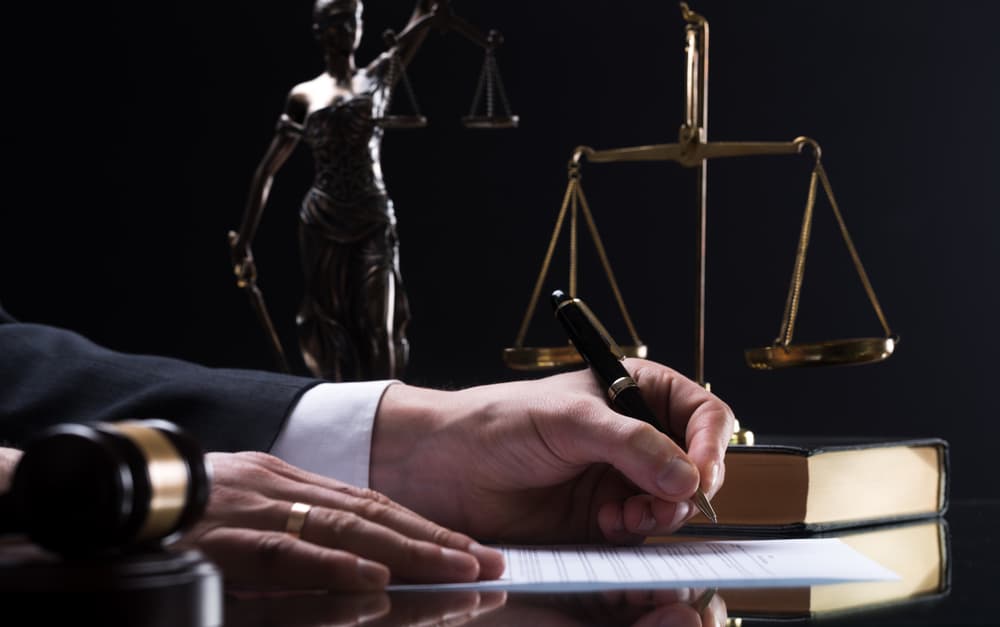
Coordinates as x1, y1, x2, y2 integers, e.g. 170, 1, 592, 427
285, 502, 312, 539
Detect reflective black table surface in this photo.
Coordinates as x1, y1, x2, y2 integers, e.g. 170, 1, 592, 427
225, 498, 997, 627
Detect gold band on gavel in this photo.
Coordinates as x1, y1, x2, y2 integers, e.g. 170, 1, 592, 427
107, 421, 190, 541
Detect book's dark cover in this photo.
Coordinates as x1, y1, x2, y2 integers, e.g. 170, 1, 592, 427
680, 436, 950, 536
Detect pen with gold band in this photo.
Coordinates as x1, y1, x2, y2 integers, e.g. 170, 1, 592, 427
551, 289, 718, 524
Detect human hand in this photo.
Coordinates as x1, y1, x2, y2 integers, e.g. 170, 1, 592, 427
173, 452, 504, 591
0, 447, 22, 492
371, 359, 734, 544
414, 0, 437, 16
227, 230, 257, 288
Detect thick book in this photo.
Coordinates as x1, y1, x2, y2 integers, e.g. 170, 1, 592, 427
716, 517, 951, 619
683, 437, 949, 533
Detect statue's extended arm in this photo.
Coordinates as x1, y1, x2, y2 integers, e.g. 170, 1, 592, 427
370, 1, 501, 86
228, 114, 301, 283
394, 0, 436, 66
367, 0, 435, 79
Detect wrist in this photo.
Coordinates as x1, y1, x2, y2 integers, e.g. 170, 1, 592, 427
0, 447, 23, 492
371, 383, 484, 529
370, 383, 449, 500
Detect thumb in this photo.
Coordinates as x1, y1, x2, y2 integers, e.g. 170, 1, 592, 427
550, 406, 701, 502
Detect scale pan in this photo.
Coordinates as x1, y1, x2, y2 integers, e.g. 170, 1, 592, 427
744, 336, 896, 370
503, 343, 648, 371
462, 115, 519, 129
377, 115, 428, 129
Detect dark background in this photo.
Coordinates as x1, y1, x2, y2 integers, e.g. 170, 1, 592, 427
1, 2, 996, 498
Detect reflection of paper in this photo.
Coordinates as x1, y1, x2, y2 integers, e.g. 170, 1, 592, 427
389, 539, 899, 592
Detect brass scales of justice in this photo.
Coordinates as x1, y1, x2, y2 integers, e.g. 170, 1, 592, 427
502, 2, 898, 438
377, 0, 519, 130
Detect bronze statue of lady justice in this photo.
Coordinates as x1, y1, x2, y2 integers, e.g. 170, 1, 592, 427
228, 0, 516, 381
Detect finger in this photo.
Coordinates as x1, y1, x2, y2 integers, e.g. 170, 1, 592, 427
703, 592, 729, 627
622, 587, 694, 606
204, 486, 503, 582
597, 501, 643, 544
599, 588, 690, 608
630, 602, 703, 627
236, 500, 484, 583
213, 454, 505, 579
595, 588, 703, 627
683, 406, 731, 499
549, 403, 700, 503
224, 591, 389, 627
627, 360, 735, 497
212, 497, 479, 582
622, 494, 693, 536
301, 506, 487, 583
196, 527, 389, 591
290, 487, 504, 578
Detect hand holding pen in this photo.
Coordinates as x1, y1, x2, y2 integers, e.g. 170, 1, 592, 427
551, 289, 720, 524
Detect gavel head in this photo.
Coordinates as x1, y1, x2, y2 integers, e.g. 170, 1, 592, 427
9, 419, 210, 556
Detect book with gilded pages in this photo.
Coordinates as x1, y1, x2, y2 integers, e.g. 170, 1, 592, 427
717, 517, 951, 619
682, 437, 949, 533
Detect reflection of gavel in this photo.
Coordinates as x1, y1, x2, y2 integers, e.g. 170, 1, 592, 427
5, 419, 210, 555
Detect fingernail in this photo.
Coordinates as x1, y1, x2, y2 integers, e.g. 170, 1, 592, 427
468, 542, 503, 563
669, 501, 691, 530
637, 506, 657, 532
357, 559, 389, 587
657, 457, 699, 497
705, 462, 720, 496
442, 547, 479, 577
614, 510, 625, 533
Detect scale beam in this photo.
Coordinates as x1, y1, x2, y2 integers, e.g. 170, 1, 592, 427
576, 138, 815, 168
394, 1, 494, 51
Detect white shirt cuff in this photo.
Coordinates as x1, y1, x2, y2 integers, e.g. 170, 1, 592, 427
269, 380, 397, 488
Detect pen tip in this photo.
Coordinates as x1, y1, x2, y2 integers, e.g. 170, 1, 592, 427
693, 489, 718, 524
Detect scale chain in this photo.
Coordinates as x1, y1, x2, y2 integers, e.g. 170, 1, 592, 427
513, 178, 577, 348
575, 184, 644, 348
816, 163, 893, 338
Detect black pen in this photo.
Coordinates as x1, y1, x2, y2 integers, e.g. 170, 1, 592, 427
551, 289, 718, 524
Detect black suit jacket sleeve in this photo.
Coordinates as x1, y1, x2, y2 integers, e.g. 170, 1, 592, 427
0, 308, 321, 452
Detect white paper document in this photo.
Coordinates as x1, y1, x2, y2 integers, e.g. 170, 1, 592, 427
389, 538, 899, 592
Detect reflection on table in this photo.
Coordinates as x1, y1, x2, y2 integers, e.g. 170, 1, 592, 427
226, 587, 725, 627
226, 500, 1000, 626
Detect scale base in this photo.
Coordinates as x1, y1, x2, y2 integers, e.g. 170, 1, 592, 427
462, 115, 520, 129
377, 115, 429, 129
745, 336, 896, 370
